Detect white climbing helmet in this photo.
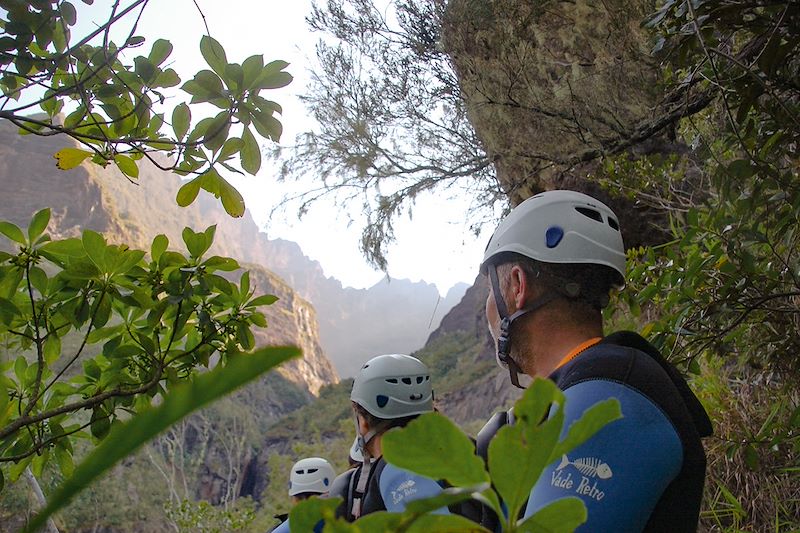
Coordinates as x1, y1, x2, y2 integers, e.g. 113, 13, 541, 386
481, 190, 626, 285
288, 457, 336, 496
351, 354, 433, 419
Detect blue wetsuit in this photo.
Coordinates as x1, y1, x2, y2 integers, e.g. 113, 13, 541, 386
477, 332, 712, 532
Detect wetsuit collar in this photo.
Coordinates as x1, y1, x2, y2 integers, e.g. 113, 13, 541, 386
554, 337, 602, 371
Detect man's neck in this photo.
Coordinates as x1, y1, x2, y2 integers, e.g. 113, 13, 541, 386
366, 434, 382, 458
515, 317, 603, 378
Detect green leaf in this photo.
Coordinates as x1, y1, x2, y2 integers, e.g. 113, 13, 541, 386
90, 406, 111, 439
407, 513, 489, 532
172, 102, 191, 140
54, 446, 74, 478
383, 412, 489, 486
250, 107, 282, 142
0, 221, 26, 244
155, 68, 180, 88
29, 266, 48, 295
39, 238, 85, 262
242, 54, 264, 89
148, 38, 173, 66
60, 1, 77, 26
218, 137, 243, 161
28, 208, 51, 241
224, 63, 244, 92
54, 147, 93, 170
199, 35, 228, 78
43, 335, 61, 365
489, 379, 565, 522
289, 497, 342, 533
176, 177, 202, 207
247, 294, 278, 307
202, 256, 240, 272
24, 345, 300, 533
517, 497, 587, 532
0, 380, 9, 429
203, 111, 231, 152
195, 69, 225, 98
255, 60, 292, 89
404, 484, 491, 516
549, 398, 622, 462
182, 227, 210, 258
151, 234, 168, 262
240, 126, 261, 175
217, 175, 245, 217
240, 270, 250, 297
114, 154, 139, 179
82, 230, 107, 271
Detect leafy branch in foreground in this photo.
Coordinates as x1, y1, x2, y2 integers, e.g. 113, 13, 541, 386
1, 1, 291, 216
291, 378, 621, 532
0, 208, 283, 492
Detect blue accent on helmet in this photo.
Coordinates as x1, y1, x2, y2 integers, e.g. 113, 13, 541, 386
324, 478, 330, 486
545, 226, 564, 248
376, 394, 389, 408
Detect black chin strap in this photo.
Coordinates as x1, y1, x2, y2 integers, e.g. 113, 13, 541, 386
488, 263, 558, 389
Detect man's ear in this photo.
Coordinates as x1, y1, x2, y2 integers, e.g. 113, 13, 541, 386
509, 264, 530, 310
356, 412, 369, 434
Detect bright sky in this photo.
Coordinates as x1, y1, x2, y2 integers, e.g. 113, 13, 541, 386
73, 0, 491, 293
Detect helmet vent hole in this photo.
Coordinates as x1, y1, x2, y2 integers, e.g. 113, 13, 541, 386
608, 217, 619, 231
416, 376, 423, 384
376, 394, 389, 408
385, 378, 398, 384
402, 377, 412, 385
296, 469, 304, 474
575, 207, 603, 223
307, 468, 318, 474
425, 376, 430, 381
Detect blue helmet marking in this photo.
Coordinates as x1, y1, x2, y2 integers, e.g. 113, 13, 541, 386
546, 226, 564, 248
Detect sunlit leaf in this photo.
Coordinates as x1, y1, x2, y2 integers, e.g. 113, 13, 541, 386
53, 148, 92, 170
114, 154, 139, 179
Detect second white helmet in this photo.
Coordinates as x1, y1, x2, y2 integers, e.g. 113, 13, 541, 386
288, 457, 336, 496
351, 354, 433, 419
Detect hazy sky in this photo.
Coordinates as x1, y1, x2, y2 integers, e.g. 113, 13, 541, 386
73, 0, 490, 293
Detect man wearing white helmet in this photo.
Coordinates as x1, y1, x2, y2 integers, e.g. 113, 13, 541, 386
477, 190, 712, 532
333, 353, 450, 520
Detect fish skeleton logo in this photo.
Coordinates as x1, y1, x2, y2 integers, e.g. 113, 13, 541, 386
557, 454, 613, 479
391, 479, 418, 505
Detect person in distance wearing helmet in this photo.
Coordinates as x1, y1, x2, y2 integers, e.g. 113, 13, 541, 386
476, 190, 712, 532
334, 353, 450, 520
288, 457, 336, 503
271, 457, 336, 531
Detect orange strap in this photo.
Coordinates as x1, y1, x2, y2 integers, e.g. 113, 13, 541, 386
555, 337, 602, 370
